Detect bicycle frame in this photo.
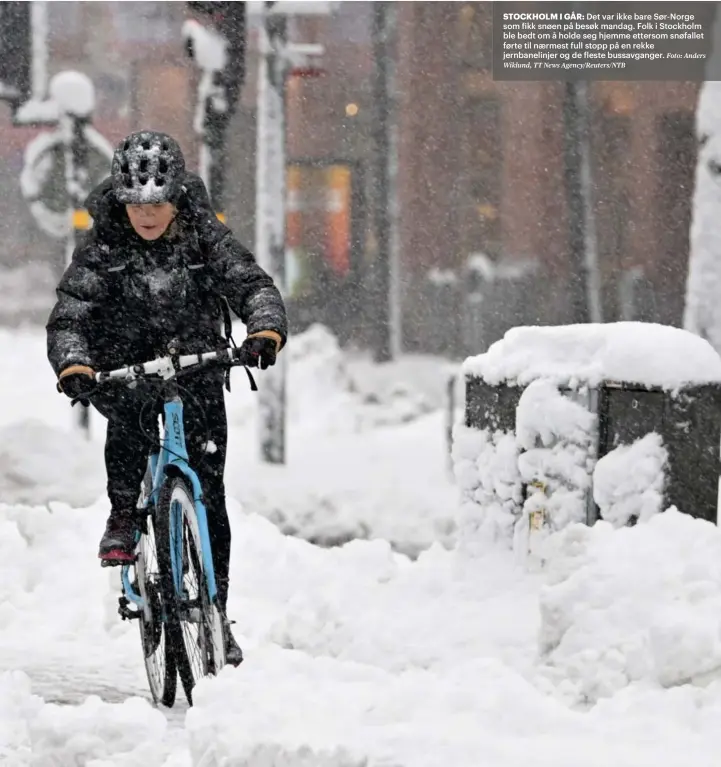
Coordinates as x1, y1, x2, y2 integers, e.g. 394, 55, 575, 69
120, 393, 218, 609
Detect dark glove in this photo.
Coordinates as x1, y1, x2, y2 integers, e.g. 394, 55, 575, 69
240, 333, 278, 370
57, 364, 96, 404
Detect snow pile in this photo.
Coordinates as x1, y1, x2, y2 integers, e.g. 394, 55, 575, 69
593, 433, 668, 527
0, 263, 57, 326
0, 420, 102, 507
538, 510, 721, 705
9, 455, 721, 763
685, 80, 721, 354
1, 325, 456, 554
186, 649, 562, 767
452, 422, 522, 554
516, 380, 596, 563
0, 671, 170, 766
228, 510, 536, 675
465, 322, 721, 390
276, 324, 434, 433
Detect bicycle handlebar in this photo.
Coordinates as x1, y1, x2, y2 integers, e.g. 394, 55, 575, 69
94, 345, 254, 386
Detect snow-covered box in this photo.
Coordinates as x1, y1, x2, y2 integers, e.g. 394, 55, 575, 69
452, 322, 721, 561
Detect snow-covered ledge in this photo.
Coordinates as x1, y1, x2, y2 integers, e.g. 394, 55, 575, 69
452, 322, 721, 565
463, 322, 721, 392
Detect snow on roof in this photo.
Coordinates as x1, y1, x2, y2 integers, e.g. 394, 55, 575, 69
463, 322, 721, 390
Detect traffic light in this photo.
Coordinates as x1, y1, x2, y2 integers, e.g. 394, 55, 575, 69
0, 2, 30, 107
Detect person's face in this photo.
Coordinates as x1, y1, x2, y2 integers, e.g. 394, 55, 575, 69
125, 202, 176, 240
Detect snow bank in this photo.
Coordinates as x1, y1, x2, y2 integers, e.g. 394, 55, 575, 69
464, 322, 721, 390
186, 639, 721, 767
0, 420, 103, 507
8, 446, 721, 764
276, 324, 434, 434
0, 671, 170, 766
538, 510, 721, 705
0, 264, 56, 326
225, 506, 536, 675
593, 433, 668, 527
1, 324, 456, 553
186, 649, 564, 767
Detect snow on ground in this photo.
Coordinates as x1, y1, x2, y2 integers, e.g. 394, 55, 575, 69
0, 323, 456, 554
7, 492, 721, 765
7, 319, 721, 765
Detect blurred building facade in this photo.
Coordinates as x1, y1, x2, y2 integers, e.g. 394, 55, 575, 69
277, 2, 702, 355
0, 1, 704, 359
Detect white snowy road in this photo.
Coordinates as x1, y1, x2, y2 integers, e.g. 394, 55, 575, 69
6, 323, 721, 765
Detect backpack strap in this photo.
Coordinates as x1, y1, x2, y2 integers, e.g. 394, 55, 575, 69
186, 219, 248, 393
220, 295, 236, 393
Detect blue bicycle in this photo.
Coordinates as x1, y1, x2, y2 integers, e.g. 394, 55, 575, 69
86, 340, 255, 707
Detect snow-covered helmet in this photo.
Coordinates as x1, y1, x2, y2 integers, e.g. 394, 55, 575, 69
111, 131, 185, 205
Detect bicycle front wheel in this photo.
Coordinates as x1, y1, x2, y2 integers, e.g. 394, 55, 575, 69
136, 510, 177, 707
155, 475, 226, 706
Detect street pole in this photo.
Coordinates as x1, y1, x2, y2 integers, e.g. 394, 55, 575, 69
255, 2, 324, 464
371, 1, 401, 363
576, 81, 603, 325
256, 1, 289, 464
563, 3, 602, 326
563, 80, 602, 325
55, 72, 95, 435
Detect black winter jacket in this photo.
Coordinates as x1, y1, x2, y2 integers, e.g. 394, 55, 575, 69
46, 172, 287, 376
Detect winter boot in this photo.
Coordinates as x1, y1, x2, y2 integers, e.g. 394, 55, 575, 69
222, 616, 244, 667
216, 575, 243, 666
98, 511, 138, 566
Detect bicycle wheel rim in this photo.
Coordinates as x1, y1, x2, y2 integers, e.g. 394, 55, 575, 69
157, 476, 225, 706
136, 512, 176, 707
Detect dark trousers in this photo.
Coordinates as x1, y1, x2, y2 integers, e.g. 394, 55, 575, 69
91, 370, 232, 609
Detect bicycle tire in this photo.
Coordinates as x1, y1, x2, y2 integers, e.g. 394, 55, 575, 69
154, 475, 226, 706
135, 466, 177, 707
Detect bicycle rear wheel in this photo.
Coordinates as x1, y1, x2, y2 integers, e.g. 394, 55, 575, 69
135, 467, 177, 707
155, 475, 226, 706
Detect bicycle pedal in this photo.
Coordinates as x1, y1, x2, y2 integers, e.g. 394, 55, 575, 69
117, 596, 140, 621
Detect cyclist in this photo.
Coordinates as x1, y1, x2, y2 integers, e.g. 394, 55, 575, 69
46, 130, 288, 665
